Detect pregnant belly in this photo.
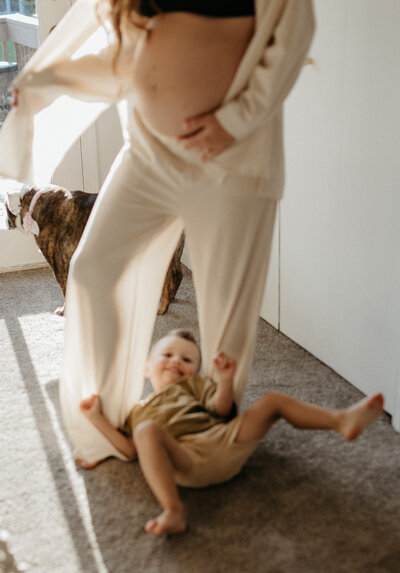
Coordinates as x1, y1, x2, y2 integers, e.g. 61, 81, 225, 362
131, 13, 254, 136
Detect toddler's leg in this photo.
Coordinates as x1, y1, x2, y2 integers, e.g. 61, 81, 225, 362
75, 458, 100, 470
133, 421, 192, 535
236, 392, 384, 443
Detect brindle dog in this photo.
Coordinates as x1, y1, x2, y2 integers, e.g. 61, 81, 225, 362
6, 185, 185, 315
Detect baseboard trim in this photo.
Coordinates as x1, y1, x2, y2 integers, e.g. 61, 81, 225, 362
0, 262, 48, 274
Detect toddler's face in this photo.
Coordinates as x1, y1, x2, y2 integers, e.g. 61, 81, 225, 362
146, 335, 201, 391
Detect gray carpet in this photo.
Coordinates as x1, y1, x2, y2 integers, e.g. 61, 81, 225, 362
1, 266, 399, 573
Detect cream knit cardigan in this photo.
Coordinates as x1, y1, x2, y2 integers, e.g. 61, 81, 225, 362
0, 0, 314, 198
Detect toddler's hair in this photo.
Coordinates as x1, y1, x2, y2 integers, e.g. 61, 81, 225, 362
167, 329, 198, 347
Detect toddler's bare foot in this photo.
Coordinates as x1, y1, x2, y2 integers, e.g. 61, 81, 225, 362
339, 393, 384, 441
145, 508, 187, 536
75, 458, 99, 470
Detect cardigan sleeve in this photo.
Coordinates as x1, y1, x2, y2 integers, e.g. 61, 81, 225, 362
0, 0, 137, 185
0, 43, 129, 185
13, 29, 135, 106
215, 0, 315, 140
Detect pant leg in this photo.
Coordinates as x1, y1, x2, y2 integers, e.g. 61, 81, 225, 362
182, 172, 277, 405
60, 145, 184, 462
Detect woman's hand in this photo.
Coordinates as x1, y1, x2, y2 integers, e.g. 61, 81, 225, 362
11, 86, 19, 108
177, 112, 235, 161
80, 393, 102, 420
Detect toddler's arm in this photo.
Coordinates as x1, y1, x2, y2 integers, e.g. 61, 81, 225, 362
80, 394, 137, 460
212, 352, 237, 417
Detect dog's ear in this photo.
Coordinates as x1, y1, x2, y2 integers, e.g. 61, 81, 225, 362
7, 187, 30, 215
1, 179, 30, 215
1, 179, 32, 232
1, 179, 23, 202
5, 202, 17, 229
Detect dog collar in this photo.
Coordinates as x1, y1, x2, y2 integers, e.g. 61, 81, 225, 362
22, 189, 44, 236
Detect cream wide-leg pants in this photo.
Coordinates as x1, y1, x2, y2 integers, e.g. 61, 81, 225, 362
60, 117, 277, 463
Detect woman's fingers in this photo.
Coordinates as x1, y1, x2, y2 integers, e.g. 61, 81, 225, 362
177, 113, 235, 159
11, 86, 19, 107
183, 112, 209, 133
178, 125, 209, 150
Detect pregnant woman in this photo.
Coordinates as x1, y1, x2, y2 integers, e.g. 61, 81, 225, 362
0, 0, 315, 463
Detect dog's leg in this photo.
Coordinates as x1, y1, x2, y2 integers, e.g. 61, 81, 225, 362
158, 233, 185, 315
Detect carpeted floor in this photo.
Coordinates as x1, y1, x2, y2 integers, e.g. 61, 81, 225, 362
1, 266, 399, 573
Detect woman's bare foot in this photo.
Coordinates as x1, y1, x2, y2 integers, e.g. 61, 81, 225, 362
75, 458, 99, 470
338, 393, 384, 441
145, 508, 187, 536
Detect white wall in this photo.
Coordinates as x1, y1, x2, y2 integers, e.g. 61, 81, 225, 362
277, 0, 400, 427
0, 229, 46, 271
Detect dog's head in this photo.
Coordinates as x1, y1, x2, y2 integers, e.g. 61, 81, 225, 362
1, 179, 64, 236
0, 178, 31, 231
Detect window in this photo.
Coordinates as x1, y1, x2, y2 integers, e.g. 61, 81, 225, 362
0, 1, 38, 125
0, 1, 36, 17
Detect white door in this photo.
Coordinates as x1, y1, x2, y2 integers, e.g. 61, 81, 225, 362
277, 0, 400, 428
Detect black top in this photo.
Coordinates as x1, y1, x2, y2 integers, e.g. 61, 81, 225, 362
138, 0, 255, 18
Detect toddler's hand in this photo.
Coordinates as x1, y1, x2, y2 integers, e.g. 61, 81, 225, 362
213, 352, 237, 381
80, 394, 102, 419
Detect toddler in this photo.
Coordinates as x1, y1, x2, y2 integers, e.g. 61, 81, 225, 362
79, 329, 384, 536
